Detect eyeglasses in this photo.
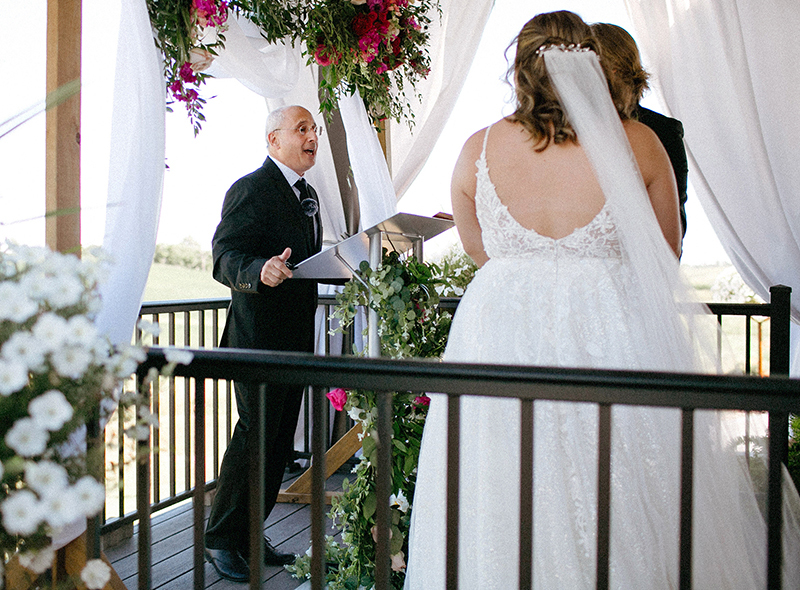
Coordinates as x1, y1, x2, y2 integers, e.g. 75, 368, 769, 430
274, 124, 324, 137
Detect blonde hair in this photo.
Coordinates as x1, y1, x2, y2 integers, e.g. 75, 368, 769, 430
590, 23, 650, 119
507, 11, 602, 151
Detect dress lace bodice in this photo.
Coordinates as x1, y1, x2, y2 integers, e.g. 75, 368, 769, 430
475, 127, 622, 260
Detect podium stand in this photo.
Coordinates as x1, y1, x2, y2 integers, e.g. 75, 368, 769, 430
276, 212, 453, 504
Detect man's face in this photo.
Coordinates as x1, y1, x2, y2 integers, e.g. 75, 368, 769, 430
268, 106, 319, 175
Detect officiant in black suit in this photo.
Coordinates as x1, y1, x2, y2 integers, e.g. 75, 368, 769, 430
204, 105, 323, 582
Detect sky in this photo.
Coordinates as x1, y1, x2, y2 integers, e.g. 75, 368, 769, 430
0, 0, 730, 266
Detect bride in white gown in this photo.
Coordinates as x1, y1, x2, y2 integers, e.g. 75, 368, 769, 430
404, 10, 800, 589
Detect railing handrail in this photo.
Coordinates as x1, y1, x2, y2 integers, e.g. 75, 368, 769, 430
139, 347, 800, 411
134, 347, 800, 590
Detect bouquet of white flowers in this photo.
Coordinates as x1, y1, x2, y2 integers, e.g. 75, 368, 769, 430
0, 241, 163, 587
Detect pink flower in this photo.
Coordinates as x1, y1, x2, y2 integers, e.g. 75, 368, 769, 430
179, 62, 197, 83
414, 394, 430, 407
326, 388, 348, 412
376, 63, 389, 74
314, 45, 340, 67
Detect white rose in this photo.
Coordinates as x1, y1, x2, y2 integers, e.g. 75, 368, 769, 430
189, 47, 215, 72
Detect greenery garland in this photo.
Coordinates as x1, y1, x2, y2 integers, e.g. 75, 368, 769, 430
287, 247, 475, 589
146, 0, 440, 134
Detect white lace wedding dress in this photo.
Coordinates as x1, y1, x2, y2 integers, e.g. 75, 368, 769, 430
403, 124, 800, 589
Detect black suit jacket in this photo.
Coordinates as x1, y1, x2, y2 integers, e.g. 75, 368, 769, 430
637, 106, 689, 240
212, 157, 322, 353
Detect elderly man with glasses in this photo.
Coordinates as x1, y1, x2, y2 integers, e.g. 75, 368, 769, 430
204, 105, 324, 582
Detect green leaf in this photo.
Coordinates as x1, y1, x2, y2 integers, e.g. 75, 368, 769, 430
362, 491, 377, 520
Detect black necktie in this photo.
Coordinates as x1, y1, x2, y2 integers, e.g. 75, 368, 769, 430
294, 178, 319, 245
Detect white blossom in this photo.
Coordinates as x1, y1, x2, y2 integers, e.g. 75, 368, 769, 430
164, 347, 194, 365
390, 490, 409, 513
51, 345, 93, 380
136, 318, 161, 338
5, 418, 48, 457
18, 545, 55, 574
48, 274, 84, 309
32, 313, 68, 351
19, 269, 51, 302
72, 476, 106, 517
81, 559, 111, 590
0, 282, 38, 323
2, 331, 46, 371
42, 488, 80, 528
25, 460, 69, 497
64, 315, 99, 346
0, 358, 29, 396
1, 490, 43, 535
348, 406, 363, 421
29, 389, 74, 431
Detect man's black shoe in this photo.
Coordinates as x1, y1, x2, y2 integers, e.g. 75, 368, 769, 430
263, 537, 296, 566
205, 548, 250, 582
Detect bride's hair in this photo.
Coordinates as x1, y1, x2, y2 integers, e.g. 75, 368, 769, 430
590, 23, 650, 119
507, 11, 604, 151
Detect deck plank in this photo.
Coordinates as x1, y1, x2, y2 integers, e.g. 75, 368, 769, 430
104, 472, 349, 589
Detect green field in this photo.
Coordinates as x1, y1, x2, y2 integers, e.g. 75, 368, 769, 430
143, 262, 229, 302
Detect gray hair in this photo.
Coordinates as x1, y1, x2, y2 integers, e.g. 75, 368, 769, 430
265, 105, 294, 143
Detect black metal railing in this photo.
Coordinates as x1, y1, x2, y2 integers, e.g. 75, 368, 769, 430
101, 287, 790, 535
133, 341, 800, 590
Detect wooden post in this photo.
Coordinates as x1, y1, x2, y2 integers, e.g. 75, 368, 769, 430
46, 0, 81, 255
376, 119, 392, 177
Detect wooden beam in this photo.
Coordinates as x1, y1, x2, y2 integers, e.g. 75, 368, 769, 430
277, 423, 363, 504
46, 0, 81, 255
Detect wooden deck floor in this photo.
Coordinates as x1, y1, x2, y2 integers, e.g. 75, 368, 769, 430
103, 470, 347, 590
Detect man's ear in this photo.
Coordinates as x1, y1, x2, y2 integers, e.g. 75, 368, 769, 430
267, 132, 279, 149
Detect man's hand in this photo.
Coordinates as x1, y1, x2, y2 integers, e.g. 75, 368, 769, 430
260, 248, 293, 287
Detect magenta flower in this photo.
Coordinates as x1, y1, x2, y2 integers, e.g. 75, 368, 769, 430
414, 394, 430, 407
179, 62, 197, 83
326, 388, 348, 412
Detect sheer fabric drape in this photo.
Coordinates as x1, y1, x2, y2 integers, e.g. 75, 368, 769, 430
95, 0, 166, 346
624, 0, 800, 371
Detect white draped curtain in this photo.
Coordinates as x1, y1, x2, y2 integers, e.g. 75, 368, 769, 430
624, 0, 800, 373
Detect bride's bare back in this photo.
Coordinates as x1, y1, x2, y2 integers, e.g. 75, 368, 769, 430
452, 117, 680, 266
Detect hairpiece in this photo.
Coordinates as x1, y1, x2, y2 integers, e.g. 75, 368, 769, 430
535, 43, 593, 56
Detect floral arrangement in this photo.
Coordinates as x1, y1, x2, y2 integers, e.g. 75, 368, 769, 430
287, 247, 476, 589
303, 0, 437, 124
147, 0, 231, 135
146, 0, 439, 132
0, 242, 189, 586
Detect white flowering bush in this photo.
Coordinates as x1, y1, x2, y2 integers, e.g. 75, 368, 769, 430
0, 241, 187, 587
711, 266, 760, 303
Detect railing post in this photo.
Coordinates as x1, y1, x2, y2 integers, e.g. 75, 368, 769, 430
446, 395, 460, 589
193, 379, 206, 589
595, 404, 611, 590
679, 410, 694, 590
519, 400, 534, 589
374, 390, 393, 589
249, 384, 266, 590
311, 386, 327, 590
767, 284, 791, 590
135, 369, 152, 590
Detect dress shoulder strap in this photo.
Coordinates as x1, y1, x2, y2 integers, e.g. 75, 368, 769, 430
480, 125, 492, 161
